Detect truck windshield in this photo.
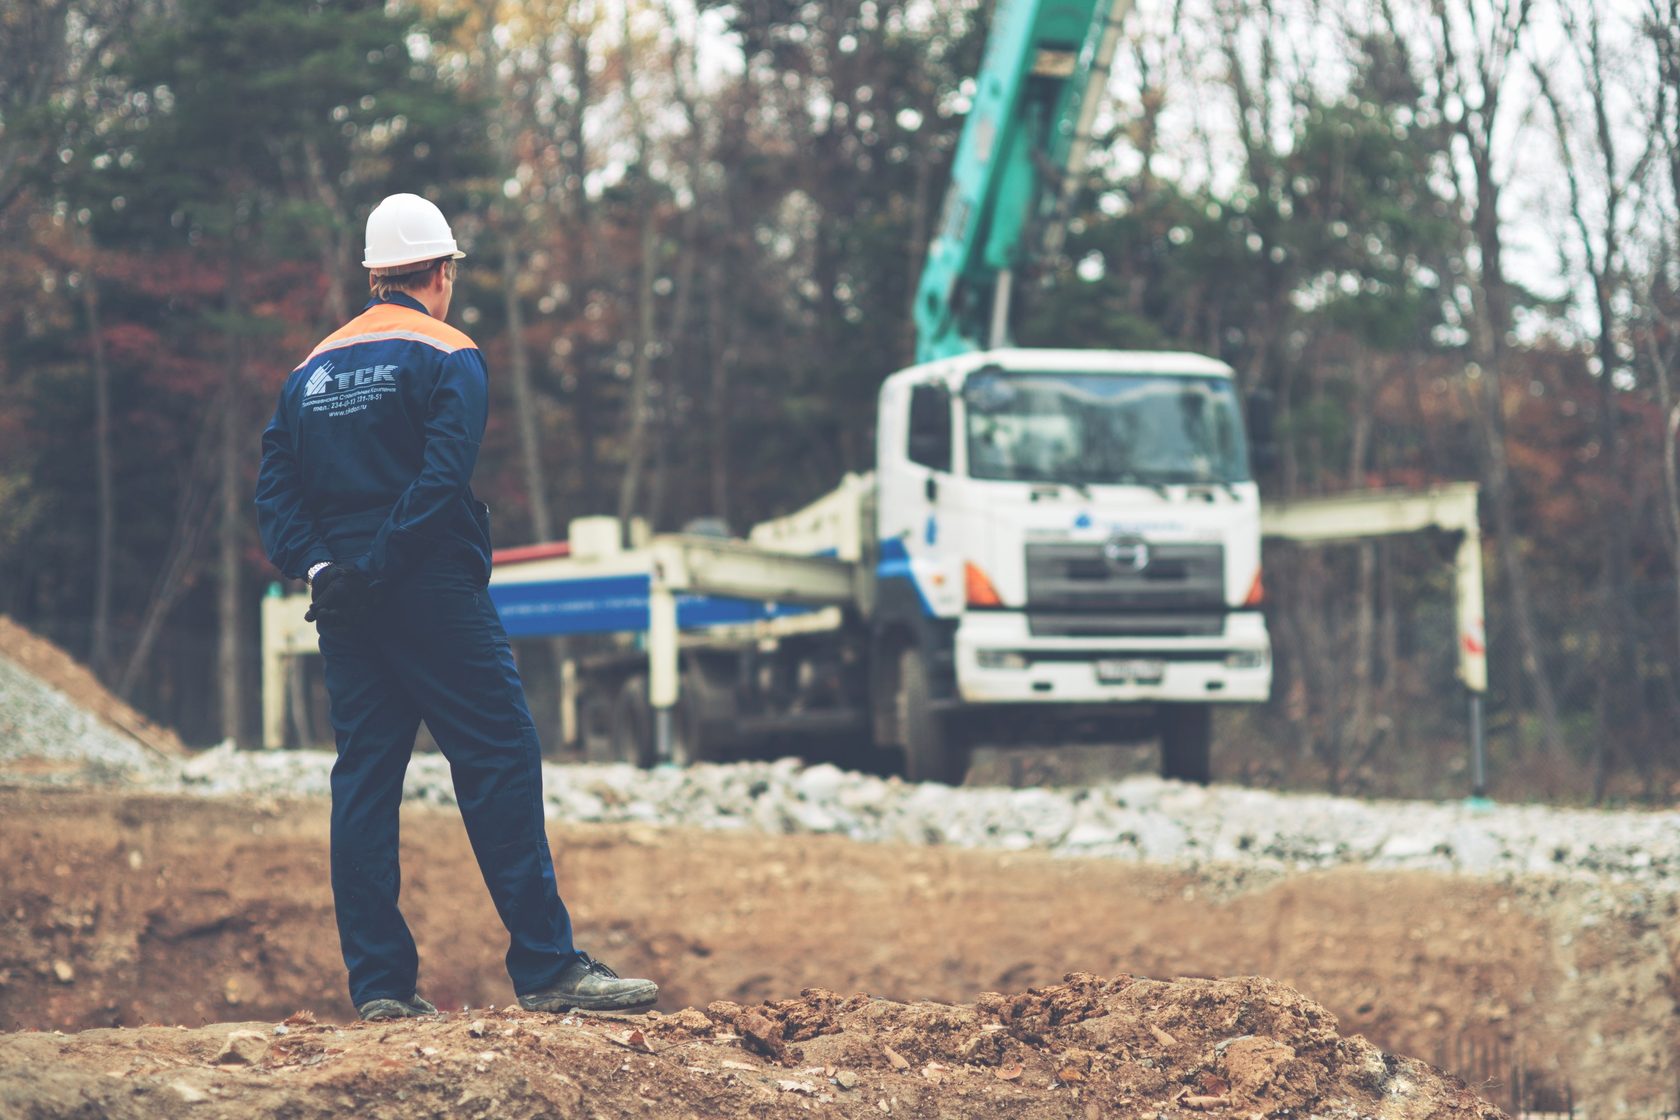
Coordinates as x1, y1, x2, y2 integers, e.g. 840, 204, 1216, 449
962, 369, 1251, 485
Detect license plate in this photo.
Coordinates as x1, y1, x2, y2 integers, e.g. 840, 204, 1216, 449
1096, 658, 1164, 683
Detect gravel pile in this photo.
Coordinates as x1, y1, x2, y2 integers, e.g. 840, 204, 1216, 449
7, 612, 1669, 889
0, 656, 167, 781
164, 746, 1680, 887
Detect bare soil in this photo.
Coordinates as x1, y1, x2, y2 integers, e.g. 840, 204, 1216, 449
0, 787, 1673, 1117
0, 974, 1502, 1120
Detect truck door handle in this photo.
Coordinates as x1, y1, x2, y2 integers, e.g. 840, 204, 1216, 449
925, 476, 938, 501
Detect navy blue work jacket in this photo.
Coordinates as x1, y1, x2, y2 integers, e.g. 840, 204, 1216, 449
255, 292, 493, 587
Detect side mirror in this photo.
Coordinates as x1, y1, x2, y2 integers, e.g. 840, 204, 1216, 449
1245, 388, 1278, 474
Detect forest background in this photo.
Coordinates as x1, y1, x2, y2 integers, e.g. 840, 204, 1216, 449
3, 0, 1678, 803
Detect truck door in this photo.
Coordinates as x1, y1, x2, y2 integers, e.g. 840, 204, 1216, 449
877, 379, 957, 620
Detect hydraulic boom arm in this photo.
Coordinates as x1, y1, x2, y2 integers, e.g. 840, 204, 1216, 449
913, 0, 1133, 362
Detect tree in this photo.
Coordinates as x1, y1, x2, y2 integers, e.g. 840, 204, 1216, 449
1635, 0, 1680, 782
1405, 0, 1571, 761
85, 0, 484, 743
2, 0, 151, 673
1530, 0, 1664, 794
0, 0, 149, 221
700, 0, 985, 519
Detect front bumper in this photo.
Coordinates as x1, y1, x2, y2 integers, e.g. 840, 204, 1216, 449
954, 610, 1272, 704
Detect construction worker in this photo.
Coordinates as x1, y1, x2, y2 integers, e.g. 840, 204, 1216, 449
254, 193, 657, 1021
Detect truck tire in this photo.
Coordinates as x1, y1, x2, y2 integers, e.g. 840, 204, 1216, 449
667, 667, 722, 767
898, 647, 965, 785
577, 687, 615, 762
1159, 704, 1212, 784
603, 675, 654, 767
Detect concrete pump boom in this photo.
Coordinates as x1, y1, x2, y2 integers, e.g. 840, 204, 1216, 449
913, 0, 1134, 362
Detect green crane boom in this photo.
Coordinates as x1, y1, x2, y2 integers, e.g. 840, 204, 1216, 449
914, 0, 1134, 363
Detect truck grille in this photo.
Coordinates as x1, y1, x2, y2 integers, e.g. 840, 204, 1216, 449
1024, 541, 1226, 637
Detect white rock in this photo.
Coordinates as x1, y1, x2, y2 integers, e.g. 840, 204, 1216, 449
1132, 815, 1189, 861
786, 802, 841, 833
1375, 832, 1438, 864
1443, 824, 1505, 873
169, 1079, 209, 1104
794, 763, 848, 800
1063, 821, 1121, 849
214, 1030, 270, 1065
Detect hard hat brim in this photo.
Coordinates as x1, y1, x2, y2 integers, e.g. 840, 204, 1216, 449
362, 247, 467, 269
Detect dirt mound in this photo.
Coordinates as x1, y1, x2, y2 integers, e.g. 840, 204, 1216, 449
0, 974, 1502, 1119
0, 614, 184, 760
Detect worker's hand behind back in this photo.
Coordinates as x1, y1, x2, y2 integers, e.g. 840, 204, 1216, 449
305, 564, 376, 628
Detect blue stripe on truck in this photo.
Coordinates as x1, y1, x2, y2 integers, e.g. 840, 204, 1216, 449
490, 573, 810, 638
877, 536, 933, 616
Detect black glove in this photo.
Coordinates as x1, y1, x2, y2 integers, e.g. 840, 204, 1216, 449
305, 564, 375, 627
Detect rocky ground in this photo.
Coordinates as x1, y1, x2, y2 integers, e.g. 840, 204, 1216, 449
1, 621, 1676, 1117
1, 787, 1674, 1118
1, 969, 1501, 1120
169, 744, 1680, 884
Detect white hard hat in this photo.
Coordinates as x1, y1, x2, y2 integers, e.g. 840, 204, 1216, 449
363, 193, 466, 269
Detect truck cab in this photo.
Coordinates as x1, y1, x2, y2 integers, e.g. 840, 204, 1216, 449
872, 348, 1271, 782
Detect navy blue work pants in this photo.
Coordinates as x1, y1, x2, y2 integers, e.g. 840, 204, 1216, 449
317, 549, 578, 1007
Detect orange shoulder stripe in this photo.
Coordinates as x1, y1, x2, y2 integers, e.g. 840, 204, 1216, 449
302, 304, 478, 364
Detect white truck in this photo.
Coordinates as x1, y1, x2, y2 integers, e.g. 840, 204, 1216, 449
537, 342, 1270, 785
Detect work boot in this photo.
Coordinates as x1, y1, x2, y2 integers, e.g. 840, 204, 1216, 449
517, 954, 658, 1013
356, 993, 440, 1021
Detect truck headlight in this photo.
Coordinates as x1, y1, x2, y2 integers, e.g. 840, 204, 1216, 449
1224, 650, 1266, 669
976, 650, 1029, 670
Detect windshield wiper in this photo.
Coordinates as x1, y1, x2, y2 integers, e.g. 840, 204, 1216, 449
1106, 471, 1169, 498
1143, 472, 1242, 501
981, 470, 1092, 498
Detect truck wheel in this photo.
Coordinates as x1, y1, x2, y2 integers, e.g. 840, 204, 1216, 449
1159, 704, 1212, 784
603, 675, 654, 767
670, 653, 745, 766
667, 670, 716, 767
578, 689, 615, 762
898, 647, 965, 785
